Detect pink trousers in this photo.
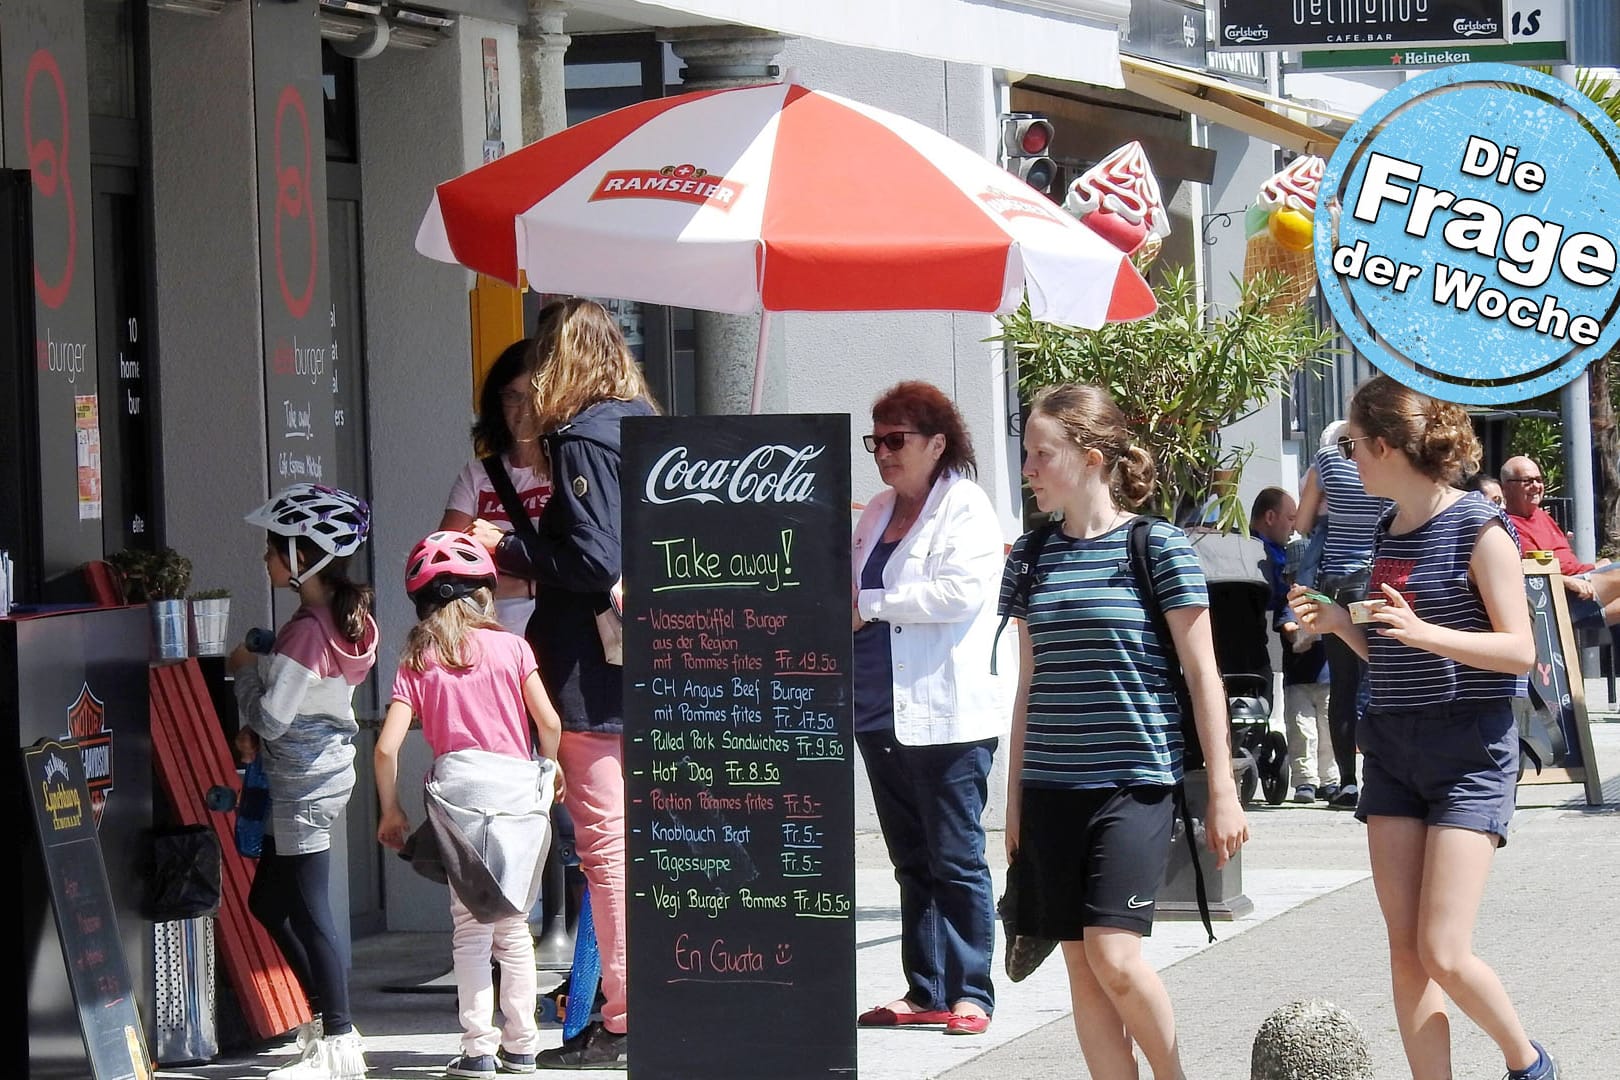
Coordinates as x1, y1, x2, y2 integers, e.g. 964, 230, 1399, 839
450, 890, 538, 1057
558, 731, 627, 1034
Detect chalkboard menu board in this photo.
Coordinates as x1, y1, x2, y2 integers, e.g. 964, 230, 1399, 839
22, 739, 149, 1080
623, 414, 854, 1080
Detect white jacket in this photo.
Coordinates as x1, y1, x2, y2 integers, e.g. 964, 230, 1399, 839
853, 472, 1013, 746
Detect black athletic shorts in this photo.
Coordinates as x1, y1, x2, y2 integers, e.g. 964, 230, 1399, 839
1013, 783, 1175, 939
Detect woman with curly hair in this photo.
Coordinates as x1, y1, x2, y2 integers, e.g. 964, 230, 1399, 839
1290, 375, 1554, 1080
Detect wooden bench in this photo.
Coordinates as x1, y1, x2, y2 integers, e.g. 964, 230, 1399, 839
150, 660, 313, 1041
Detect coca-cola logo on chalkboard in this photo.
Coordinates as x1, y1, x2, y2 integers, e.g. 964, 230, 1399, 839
645, 444, 822, 506
274, 84, 317, 320
24, 49, 76, 310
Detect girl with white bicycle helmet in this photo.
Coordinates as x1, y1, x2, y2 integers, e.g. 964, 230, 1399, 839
232, 483, 377, 1080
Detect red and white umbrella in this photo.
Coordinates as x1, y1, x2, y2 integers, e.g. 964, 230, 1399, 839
416, 81, 1155, 409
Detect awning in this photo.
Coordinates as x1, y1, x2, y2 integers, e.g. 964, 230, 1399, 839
1120, 55, 1353, 157
564, 0, 1127, 88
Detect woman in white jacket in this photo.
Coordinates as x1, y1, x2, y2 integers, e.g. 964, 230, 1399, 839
851, 381, 1008, 1037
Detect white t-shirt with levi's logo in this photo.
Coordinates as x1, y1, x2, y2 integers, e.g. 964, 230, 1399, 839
445, 454, 552, 633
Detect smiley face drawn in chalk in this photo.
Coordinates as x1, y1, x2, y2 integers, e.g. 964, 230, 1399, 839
775, 943, 793, 967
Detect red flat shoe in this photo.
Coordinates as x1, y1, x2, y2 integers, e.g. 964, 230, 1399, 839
857, 1005, 953, 1027
945, 1013, 991, 1035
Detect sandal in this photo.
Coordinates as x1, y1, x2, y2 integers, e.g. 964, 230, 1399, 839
856, 1003, 953, 1027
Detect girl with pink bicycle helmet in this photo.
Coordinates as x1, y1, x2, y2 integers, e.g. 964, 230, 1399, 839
377, 532, 563, 1077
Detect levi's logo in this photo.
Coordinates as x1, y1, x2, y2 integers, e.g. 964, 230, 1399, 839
978, 186, 1065, 225
591, 163, 744, 211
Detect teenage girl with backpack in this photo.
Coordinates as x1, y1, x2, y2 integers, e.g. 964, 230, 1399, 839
231, 484, 378, 1080
374, 532, 564, 1079
1289, 376, 1554, 1080
999, 385, 1247, 1080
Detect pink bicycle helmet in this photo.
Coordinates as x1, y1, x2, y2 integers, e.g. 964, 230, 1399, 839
405, 531, 498, 600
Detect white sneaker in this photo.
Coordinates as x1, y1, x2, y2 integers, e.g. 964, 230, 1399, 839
267, 1039, 333, 1080
296, 1017, 324, 1054
323, 1030, 369, 1080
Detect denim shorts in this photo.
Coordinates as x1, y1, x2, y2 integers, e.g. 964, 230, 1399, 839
1355, 698, 1517, 845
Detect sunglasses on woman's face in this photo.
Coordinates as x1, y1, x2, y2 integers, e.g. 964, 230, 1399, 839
864, 431, 921, 454
1337, 434, 1374, 460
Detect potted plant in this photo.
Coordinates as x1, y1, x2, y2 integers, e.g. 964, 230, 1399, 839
107, 548, 194, 661
999, 268, 1334, 531
189, 588, 231, 658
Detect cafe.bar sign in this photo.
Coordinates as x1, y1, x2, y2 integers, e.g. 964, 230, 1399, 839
1213, 0, 1507, 51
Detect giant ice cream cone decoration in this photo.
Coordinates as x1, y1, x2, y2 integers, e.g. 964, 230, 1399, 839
1243, 155, 1324, 312
1064, 141, 1171, 264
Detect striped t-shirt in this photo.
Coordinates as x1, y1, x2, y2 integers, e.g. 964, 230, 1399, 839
997, 519, 1208, 788
1316, 445, 1391, 577
1366, 493, 1520, 708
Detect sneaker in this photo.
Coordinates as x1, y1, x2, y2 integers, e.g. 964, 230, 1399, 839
1292, 785, 1316, 804
445, 1054, 497, 1079
497, 1048, 537, 1074
268, 1040, 333, 1080
1506, 1040, 1558, 1080
1318, 782, 1340, 801
534, 1022, 626, 1070
296, 1017, 325, 1054
1329, 783, 1360, 809
323, 1030, 369, 1080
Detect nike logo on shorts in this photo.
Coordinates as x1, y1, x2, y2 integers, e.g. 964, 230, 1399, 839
1126, 895, 1153, 909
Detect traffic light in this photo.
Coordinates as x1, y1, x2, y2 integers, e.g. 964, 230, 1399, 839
1001, 113, 1056, 193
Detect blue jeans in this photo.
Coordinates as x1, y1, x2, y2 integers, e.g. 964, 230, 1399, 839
856, 729, 997, 1014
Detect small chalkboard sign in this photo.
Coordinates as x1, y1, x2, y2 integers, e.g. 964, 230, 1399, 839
1520, 562, 1603, 806
623, 414, 854, 1080
22, 738, 150, 1080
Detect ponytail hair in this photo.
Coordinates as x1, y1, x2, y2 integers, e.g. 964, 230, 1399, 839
1029, 384, 1158, 509
279, 533, 374, 644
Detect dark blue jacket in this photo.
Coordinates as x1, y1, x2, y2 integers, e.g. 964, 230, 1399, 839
494, 397, 655, 734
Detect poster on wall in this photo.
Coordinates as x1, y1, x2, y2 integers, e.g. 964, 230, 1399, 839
252, 0, 336, 506
0, 0, 102, 580
74, 394, 101, 521
1213, 0, 1507, 51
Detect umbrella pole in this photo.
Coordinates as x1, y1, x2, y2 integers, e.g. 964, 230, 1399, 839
748, 311, 773, 414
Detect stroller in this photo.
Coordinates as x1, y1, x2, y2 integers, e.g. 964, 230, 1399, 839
1187, 529, 1290, 806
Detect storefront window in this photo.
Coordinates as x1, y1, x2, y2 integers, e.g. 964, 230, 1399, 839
322, 42, 359, 162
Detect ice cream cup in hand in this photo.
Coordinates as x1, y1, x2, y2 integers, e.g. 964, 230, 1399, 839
1348, 598, 1389, 624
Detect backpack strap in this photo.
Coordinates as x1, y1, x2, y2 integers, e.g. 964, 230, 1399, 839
1126, 515, 1215, 945
990, 522, 1057, 675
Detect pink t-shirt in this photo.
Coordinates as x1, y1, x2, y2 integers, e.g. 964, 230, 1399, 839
391, 627, 539, 760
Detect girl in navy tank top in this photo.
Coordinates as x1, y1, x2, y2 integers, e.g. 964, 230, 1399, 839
1289, 376, 1557, 1080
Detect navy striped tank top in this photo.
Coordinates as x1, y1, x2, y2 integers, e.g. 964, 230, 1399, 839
1316, 445, 1391, 577
1366, 492, 1520, 709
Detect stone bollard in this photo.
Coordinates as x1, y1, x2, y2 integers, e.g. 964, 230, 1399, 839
1250, 999, 1375, 1080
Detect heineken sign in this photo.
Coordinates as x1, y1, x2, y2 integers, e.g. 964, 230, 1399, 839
1301, 1, 1566, 70
1213, 0, 1507, 51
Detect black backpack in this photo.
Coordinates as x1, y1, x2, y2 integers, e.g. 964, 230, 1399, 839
993, 515, 1214, 941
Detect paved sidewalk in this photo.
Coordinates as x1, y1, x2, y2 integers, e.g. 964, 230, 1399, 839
157, 713, 1618, 1079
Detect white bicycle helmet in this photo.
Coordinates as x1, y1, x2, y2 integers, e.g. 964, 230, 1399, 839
245, 483, 371, 587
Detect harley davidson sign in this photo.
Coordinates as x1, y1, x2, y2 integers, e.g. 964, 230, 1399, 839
1212, 1, 1507, 51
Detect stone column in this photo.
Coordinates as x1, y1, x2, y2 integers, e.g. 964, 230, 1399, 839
662, 28, 787, 414
520, 0, 570, 143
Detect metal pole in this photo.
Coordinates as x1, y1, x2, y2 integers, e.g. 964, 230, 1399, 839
1555, 63, 1598, 562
